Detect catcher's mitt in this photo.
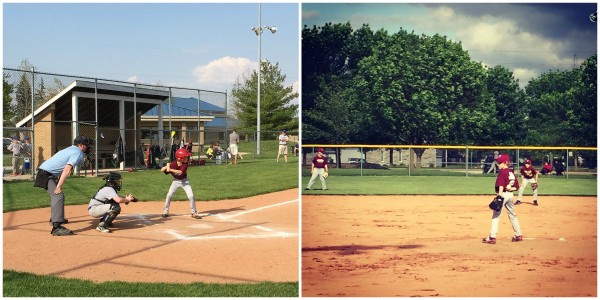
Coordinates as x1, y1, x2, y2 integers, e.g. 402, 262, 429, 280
488, 195, 504, 212
531, 183, 538, 190
322, 172, 329, 179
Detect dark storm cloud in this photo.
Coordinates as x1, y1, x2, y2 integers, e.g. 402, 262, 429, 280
443, 3, 597, 51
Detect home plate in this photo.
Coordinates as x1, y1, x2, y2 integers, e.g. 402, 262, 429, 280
189, 224, 213, 229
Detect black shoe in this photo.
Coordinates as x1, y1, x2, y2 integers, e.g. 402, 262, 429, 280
322, 188, 328, 190
533, 200, 539, 206
305, 187, 311, 190
515, 200, 522, 205
49, 218, 69, 225
51, 226, 73, 236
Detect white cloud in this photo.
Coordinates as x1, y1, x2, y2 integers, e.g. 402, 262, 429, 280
192, 56, 256, 88
127, 76, 140, 83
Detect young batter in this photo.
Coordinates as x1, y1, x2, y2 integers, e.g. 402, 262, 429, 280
161, 148, 203, 219
483, 153, 523, 244
516, 159, 539, 206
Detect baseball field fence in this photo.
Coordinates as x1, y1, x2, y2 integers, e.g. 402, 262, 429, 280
301, 144, 597, 179
3, 68, 232, 180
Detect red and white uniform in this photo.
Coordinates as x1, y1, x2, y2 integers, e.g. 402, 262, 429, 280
489, 168, 522, 239
518, 165, 538, 201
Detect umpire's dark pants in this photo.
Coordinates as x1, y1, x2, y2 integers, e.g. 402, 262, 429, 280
46, 177, 67, 224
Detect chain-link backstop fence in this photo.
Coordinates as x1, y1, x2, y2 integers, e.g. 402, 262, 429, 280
3, 68, 228, 180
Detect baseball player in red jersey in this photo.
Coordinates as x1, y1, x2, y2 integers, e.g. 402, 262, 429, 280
516, 159, 539, 206
161, 148, 203, 219
483, 153, 523, 244
305, 148, 328, 190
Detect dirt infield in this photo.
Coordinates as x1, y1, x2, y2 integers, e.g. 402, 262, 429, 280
3, 189, 298, 284
302, 195, 596, 297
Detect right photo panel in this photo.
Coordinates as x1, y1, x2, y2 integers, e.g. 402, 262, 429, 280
301, 3, 597, 297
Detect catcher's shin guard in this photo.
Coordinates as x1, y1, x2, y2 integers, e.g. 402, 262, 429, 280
100, 203, 121, 226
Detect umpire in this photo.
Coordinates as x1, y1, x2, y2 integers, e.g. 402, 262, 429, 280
35, 136, 92, 236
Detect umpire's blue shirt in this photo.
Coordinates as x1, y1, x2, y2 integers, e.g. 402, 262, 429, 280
39, 146, 84, 176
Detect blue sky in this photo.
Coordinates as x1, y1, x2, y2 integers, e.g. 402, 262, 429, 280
3, 3, 299, 97
303, 2, 597, 87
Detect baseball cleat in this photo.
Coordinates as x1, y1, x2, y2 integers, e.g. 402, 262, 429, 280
482, 236, 496, 244
51, 226, 73, 236
305, 187, 311, 190
162, 209, 169, 218
322, 188, 328, 190
191, 212, 203, 219
96, 225, 111, 233
515, 200, 522, 205
533, 200, 539, 206
511, 235, 523, 242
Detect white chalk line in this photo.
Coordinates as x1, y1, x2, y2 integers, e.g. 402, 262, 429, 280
218, 199, 299, 220
163, 198, 299, 241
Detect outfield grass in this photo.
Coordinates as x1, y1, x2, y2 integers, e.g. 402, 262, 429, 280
3, 270, 298, 297
3, 155, 299, 213
302, 174, 597, 196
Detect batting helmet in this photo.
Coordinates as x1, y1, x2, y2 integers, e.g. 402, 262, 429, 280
104, 172, 122, 191
175, 148, 190, 160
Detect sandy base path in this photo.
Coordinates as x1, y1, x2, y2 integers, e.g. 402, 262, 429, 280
4, 189, 299, 284
302, 195, 596, 297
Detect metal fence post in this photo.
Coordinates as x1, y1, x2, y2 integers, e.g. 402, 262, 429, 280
465, 145, 469, 178
30, 68, 35, 179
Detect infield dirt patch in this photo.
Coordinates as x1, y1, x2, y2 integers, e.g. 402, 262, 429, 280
302, 195, 596, 297
4, 189, 298, 284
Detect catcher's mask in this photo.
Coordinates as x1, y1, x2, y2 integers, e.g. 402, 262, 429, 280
104, 172, 122, 191
175, 148, 190, 160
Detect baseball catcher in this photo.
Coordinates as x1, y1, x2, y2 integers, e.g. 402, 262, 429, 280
88, 172, 137, 233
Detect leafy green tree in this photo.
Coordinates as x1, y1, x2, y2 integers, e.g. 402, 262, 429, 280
231, 60, 298, 135
3, 72, 15, 127
483, 65, 529, 145
566, 54, 596, 147
525, 69, 578, 145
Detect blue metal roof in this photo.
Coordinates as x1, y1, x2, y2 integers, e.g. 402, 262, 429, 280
143, 97, 225, 117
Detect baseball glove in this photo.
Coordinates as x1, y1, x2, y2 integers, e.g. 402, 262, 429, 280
130, 197, 138, 202
322, 172, 329, 179
532, 183, 538, 190
488, 195, 504, 212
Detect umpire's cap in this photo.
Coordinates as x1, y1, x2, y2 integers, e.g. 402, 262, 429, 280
73, 135, 93, 147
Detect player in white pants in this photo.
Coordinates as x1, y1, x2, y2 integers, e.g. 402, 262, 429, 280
516, 159, 539, 206
483, 153, 523, 244
161, 148, 203, 219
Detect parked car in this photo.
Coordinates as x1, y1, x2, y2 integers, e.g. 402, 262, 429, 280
3, 138, 13, 154
348, 158, 365, 164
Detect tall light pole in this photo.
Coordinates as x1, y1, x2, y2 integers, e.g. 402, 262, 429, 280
251, 3, 276, 155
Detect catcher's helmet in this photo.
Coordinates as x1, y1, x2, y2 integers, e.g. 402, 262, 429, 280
104, 172, 122, 191
175, 148, 190, 160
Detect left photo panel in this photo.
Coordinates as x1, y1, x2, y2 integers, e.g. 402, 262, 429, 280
2, 2, 300, 297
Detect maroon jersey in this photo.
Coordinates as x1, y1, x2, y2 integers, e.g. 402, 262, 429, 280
520, 165, 537, 179
312, 154, 328, 169
495, 168, 519, 193
169, 161, 188, 180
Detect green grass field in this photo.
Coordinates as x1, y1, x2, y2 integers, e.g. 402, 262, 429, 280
302, 174, 597, 195
3, 270, 298, 297
2, 141, 299, 297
